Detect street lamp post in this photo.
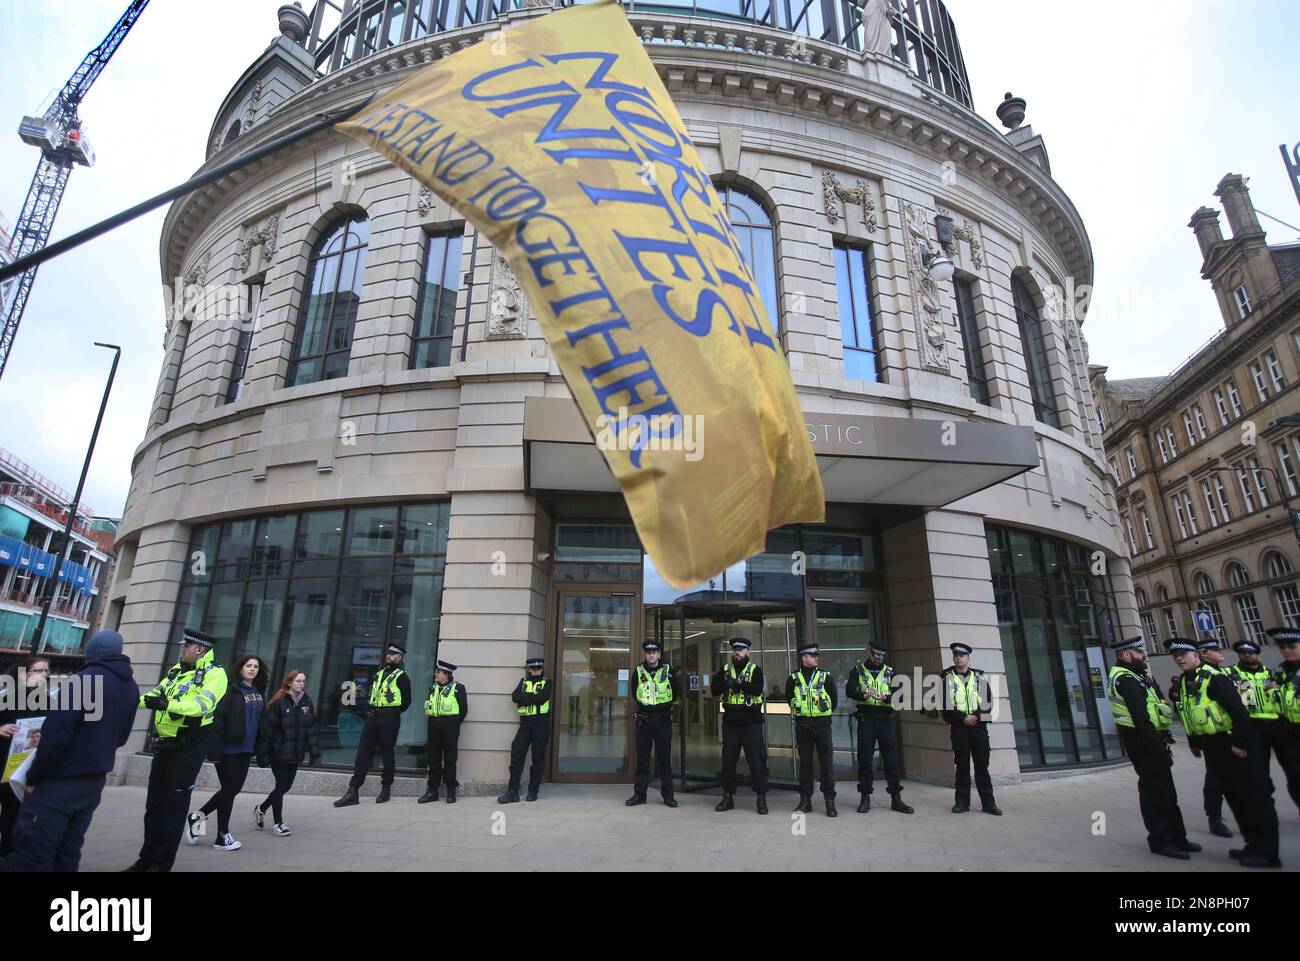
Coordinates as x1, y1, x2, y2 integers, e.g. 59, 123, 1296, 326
29, 342, 121, 653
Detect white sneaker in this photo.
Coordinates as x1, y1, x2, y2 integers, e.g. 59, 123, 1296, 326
253, 804, 265, 830
213, 832, 241, 851
186, 812, 204, 845
272, 822, 291, 837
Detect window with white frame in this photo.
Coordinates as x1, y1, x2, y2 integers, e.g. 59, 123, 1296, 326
1181, 491, 1199, 535
1158, 432, 1170, 463
1247, 455, 1271, 506
1226, 378, 1244, 418
1265, 349, 1286, 391
1265, 551, 1294, 579
1183, 411, 1198, 448
1275, 439, 1298, 498
1140, 510, 1155, 550
1228, 562, 1251, 588
1234, 460, 1257, 513
1250, 360, 1270, 403
1234, 284, 1252, 319
1165, 426, 1179, 458
1276, 585, 1300, 629
1109, 459, 1121, 485
1192, 403, 1208, 439
1163, 607, 1178, 638
1123, 514, 1137, 555
1235, 594, 1266, 645
1097, 405, 1106, 433
1173, 496, 1189, 538
1213, 388, 1230, 427
1135, 587, 1149, 608
1212, 475, 1232, 523
1201, 480, 1220, 527
1125, 446, 1137, 478
1140, 610, 1158, 643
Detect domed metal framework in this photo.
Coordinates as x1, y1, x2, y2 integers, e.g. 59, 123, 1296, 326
304, 0, 973, 108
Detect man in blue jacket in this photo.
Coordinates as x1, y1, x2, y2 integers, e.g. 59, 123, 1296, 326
12, 631, 138, 872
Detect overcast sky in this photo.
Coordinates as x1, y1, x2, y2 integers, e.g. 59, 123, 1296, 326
0, 0, 1295, 518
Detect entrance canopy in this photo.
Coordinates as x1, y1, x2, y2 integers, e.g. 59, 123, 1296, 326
522, 397, 1039, 507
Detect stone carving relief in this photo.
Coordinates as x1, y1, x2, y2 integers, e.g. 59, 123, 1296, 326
165, 250, 210, 343
236, 214, 280, 272
417, 186, 435, 216
902, 203, 950, 372
936, 205, 983, 269
487, 248, 528, 340
243, 81, 263, 129
822, 171, 878, 232
858, 0, 897, 56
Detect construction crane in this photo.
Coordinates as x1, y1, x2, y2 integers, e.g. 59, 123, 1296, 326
0, 0, 151, 381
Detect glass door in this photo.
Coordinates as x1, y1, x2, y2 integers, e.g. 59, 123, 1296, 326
810, 595, 887, 780
552, 589, 637, 782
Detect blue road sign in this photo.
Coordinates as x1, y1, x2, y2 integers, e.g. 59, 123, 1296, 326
1194, 609, 1215, 634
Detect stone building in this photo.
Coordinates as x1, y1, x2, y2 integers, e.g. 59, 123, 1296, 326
107, 0, 1135, 791
1091, 174, 1300, 663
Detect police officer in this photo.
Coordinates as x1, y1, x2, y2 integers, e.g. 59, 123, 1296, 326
124, 628, 228, 872
1265, 627, 1300, 815
419, 659, 467, 804
846, 643, 912, 814
785, 643, 837, 817
1228, 640, 1286, 803
1106, 636, 1196, 860
498, 657, 552, 803
334, 643, 412, 807
943, 643, 1001, 815
1189, 638, 1233, 838
1167, 638, 1280, 868
626, 640, 680, 808
710, 638, 769, 815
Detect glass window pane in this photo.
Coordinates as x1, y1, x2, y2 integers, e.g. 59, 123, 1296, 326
251, 514, 296, 578
295, 510, 345, 560
237, 579, 286, 663
804, 531, 876, 587
555, 523, 641, 563
347, 507, 398, 555
398, 503, 449, 554
215, 518, 256, 581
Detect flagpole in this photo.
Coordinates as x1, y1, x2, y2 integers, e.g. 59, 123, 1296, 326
30, 342, 120, 654
0, 98, 375, 286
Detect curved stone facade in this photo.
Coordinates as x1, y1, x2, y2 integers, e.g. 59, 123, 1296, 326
110, 3, 1136, 789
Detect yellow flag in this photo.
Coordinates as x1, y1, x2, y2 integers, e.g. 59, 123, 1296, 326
339, 0, 824, 589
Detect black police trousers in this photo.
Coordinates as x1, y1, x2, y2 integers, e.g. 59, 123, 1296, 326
1202, 761, 1225, 820
633, 712, 674, 799
1120, 732, 1188, 851
795, 722, 835, 799
139, 736, 207, 871
1201, 732, 1279, 861
720, 721, 768, 795
855, 713, 902, 796
508, 717, 551, 794
950, 721, 996, 809
1255, 720, 1300, 814
426, 717, 462, 788
350, 708, 402, 789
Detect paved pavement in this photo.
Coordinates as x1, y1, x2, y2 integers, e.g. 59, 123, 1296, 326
77, 756, 1299, 872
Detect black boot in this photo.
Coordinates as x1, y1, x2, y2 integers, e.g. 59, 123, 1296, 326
418, 788, 438, 804
376, 785, 391, 804
715, 792, 735, 812
122, 859, 149, 873
857, 795, 871, 814
756, 794, 768, 816
825, 797, 838, 818
525, 790, 539, 802
626, 794, 648, 807
333, 787, 360, 808
497, 789, 520, 804
796, 796, 813, 814
890, 793, 914, 814
1208, 817, 1233, 838
446, 785, 457, 804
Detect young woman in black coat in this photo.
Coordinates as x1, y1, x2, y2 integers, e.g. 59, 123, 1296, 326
254, 670, 320, 836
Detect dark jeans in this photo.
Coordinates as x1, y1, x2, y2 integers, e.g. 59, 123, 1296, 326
507, 718, 551, 794
795, 722, 835, 799
1121, 733, 1188, 851
350, 709, 402, 789
199, 753, 252, 835
950, 721, 996, 809
14, 776, 107, 872
720, 722, 768, 795
0, 782, 20, 857
855, 713, 902, 795
139, 738, 207, 871
427, 718, 462, 788
259, 761, 299, 824
632, 712, 673, 799
1201, 733, 1279, 861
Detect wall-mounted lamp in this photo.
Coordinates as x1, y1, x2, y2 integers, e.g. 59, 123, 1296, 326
919, 213, 956, 284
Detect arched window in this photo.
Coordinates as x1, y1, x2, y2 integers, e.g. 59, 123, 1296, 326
1265, 551, 1294, 579
1193, 572, 1215, 596
1156, 584, 1170, 603
288, 215, 370, 387
1011, 275, 1060, 428
1227, 563, 1251, 589
717, 185, 779, 337
1135, 587, 1148, 609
